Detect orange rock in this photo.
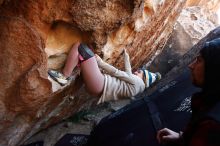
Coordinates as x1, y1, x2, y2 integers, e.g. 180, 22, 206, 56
2, 0, 211, 145
0, 16, 52, 145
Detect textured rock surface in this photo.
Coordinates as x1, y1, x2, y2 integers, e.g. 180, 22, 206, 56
106, 0, 187, 69
0, 16, 51, 145
176, 7, 217, 47
0, 16, 93, 146
186, 0, 220, 12
0, 0, 3, 5
0, 0, 187, 71
186, 0, 220, 24
155, 26, 220, 92
1, 0, 213, 145
149, 6, 218, 75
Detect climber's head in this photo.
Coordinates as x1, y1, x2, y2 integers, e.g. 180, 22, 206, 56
134, 69, 161, 88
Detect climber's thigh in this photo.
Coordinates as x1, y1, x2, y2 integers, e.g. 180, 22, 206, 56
80, 57, 104, 96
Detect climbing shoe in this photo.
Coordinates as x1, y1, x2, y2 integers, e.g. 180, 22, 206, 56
48, 70, 68, 86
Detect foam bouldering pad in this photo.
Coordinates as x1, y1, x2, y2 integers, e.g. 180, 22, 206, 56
21, 141, 43, 146
54, 134, 89, 146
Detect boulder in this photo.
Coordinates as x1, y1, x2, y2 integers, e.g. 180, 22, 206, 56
149, 6, 217, 75
0, 0, 188, 145
0, 16, 51, 145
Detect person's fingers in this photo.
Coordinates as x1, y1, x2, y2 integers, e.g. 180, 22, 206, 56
157, 129, 166, 143
158, 135, 169, 144
157, 133, 162, 143
95, 54, 102, 62
123, 48, 127, 53
159, 129, 170, 136
157, 128, 171, 143
163, 135, 172, 140
96, 55, 101, 59
162, 135, 176, 144
156, 132, 160, 143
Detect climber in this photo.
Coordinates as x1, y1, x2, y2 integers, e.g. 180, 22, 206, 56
48, 42, 161, 104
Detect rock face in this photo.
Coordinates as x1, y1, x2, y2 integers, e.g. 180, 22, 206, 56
149, 26, 220, 96
1, 0, 215, 145
0, 0, 3, 5
0, 16, 51, 145
0, 0, 187, 70
149, 6, 218, 75
186, 0, 220, 12
185, 0, 220, 25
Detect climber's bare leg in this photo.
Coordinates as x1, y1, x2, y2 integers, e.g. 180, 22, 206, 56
62, 42, 80, 77
80, 57, 104, 97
